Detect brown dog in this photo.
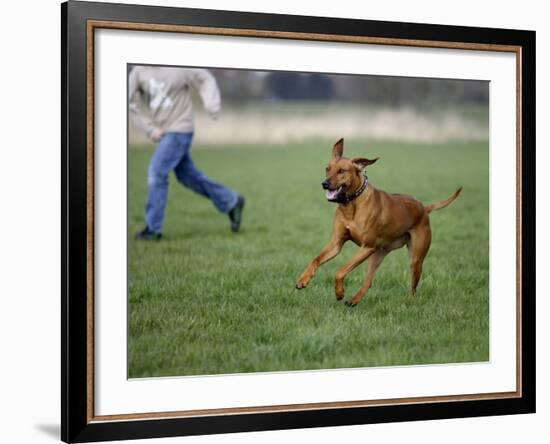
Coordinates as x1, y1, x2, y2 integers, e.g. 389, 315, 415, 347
295, 138, 462, 306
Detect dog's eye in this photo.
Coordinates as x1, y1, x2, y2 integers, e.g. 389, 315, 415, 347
338, 169, 345, 174
325, 166, 330, 173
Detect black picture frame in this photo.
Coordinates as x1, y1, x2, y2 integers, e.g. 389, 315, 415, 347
61, 1, 536, 442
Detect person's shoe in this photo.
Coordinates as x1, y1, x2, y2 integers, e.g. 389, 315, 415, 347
135, 226, 162, 241
228, 196, 245, 233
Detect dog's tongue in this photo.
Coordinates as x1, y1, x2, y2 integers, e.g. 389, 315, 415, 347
326, 188, 340, 200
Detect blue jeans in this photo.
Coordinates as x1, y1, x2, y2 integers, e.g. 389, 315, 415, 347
145, 132, 238, 233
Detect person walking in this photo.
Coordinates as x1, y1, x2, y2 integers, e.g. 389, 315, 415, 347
129, 66, 245, 240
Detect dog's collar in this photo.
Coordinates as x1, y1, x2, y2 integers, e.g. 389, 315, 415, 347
342, 174, 368, 204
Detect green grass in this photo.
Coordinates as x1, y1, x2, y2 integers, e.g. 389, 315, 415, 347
128, 140, 489, 378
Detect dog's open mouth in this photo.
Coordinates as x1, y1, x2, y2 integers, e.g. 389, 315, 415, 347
326, 186, 345, 201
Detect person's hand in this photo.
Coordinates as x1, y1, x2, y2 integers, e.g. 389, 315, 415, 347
149, 128, 164, 142
208, 110, 220, 121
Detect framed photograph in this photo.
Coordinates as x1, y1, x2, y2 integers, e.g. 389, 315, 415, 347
61, 1, 535, 442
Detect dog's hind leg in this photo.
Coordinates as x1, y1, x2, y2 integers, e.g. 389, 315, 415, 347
407, 219, 432, 296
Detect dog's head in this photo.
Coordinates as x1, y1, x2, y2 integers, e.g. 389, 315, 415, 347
322, 138, 378, 203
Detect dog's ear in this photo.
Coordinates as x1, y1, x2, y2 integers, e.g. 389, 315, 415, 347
332, 138, 344, 159
351, 157, 379, 170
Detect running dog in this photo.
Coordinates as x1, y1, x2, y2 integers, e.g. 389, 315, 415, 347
295, 138, 462, 306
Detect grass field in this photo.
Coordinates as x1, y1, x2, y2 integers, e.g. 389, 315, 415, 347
128, 140, 489, 378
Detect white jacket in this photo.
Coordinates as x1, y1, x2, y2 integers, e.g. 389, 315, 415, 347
129, 66, 221, 136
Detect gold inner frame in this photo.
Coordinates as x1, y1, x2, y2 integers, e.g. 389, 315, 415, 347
85, 19, 523, 423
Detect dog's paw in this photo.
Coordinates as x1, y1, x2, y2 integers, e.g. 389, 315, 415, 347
335, 285, 344, 301
344, 300, 357, 307
295, 277, 310, 289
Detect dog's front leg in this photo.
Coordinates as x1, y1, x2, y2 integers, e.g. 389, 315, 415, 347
296, 238, 344, 289
334, 246, 375, 302
296, 219, 347, 290
346, 249, 387, 306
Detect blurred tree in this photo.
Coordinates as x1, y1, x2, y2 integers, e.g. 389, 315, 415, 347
136, 65, 489, 109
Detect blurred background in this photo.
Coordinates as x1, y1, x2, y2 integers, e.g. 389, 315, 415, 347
128, 67, 488, 145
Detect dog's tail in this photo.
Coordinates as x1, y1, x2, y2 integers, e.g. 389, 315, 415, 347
425, 187, 462, 214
